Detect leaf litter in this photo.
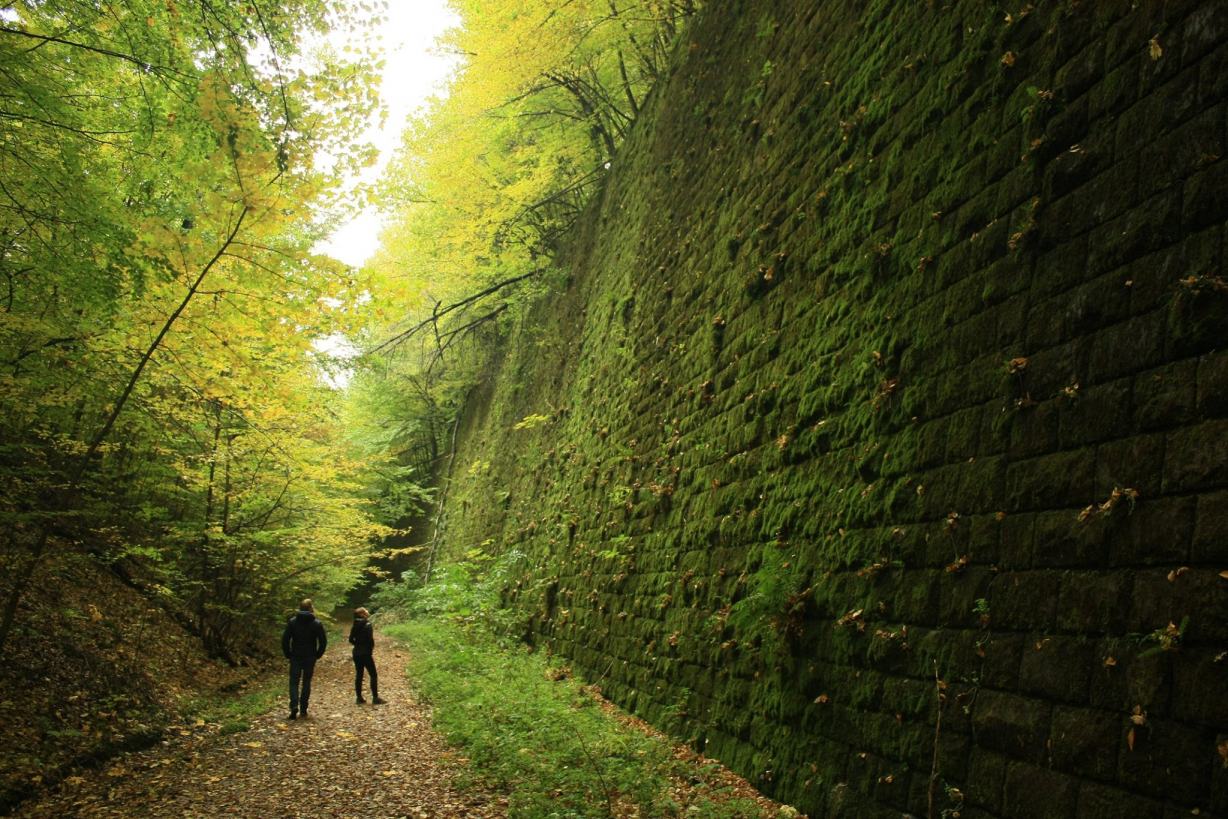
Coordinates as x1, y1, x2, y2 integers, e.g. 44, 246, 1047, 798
15, 627, 506, 818
14, 625, 793, 817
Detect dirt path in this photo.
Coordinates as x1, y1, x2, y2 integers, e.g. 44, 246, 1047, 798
15, 626, 506, 819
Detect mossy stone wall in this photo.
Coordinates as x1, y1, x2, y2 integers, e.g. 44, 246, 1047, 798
440, 1, 1228, 815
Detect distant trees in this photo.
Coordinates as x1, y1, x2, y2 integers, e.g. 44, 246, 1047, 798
356, 0, 701, 477
0, 0, 391, 658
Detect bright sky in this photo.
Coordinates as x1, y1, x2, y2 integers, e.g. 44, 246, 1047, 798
312, 1, 461, 268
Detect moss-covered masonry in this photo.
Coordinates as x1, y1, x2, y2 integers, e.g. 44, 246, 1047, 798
437, 2, 1228, 815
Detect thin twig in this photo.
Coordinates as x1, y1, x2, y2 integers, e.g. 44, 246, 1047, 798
928, 661, 944, 819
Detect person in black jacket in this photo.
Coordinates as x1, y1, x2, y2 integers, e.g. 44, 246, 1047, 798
281, 598, 327, 720
348, 607, 385, 705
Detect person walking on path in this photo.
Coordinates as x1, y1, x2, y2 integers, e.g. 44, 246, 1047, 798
349, 606, 385, 705
281, 598, 327, 720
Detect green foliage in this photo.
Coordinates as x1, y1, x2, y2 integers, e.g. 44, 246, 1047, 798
386, 618, 771, 818
1138, 616, 1189, 658
180, 678, 284, 735
0, 0, 389, 657
513, 413, 553, 431
372, 548, 527, 634
727, 545, 808, 658
345, 1, 703, 509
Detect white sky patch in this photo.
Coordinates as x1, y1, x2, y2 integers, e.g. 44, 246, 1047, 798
312, 1, 461, 268
314, 331, 362, 389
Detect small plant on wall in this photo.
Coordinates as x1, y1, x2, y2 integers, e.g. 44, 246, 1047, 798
1138, 616, 1188, 658
727, 544, 810, 660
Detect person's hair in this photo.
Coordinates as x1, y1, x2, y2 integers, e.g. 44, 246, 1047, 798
299, 598, 314, 612
354, 607, 369, 619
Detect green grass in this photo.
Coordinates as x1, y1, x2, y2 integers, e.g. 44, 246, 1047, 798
179, 678, 282, 735
385, 619, 773, 818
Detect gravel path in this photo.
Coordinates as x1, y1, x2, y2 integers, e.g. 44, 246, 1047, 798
16, 626, 507, 819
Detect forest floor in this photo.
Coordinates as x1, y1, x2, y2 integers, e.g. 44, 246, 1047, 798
12, 621, 793, 818
13, 625, 507, 818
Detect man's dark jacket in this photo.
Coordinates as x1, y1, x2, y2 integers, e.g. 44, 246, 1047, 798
348, 618, 374, 658
282, 609, 327, 662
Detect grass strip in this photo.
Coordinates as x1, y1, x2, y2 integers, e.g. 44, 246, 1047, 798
385, 619, 778, 818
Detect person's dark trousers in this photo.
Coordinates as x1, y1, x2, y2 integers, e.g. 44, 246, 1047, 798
354, 655, 378, 699
289, 658, 317, 715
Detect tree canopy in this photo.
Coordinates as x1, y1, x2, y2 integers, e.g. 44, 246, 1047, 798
0, 0, 701, 657
351, 0, 699, 507
0, 0, 390, 657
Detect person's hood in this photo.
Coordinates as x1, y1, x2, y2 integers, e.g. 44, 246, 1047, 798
294, 610, 315, 622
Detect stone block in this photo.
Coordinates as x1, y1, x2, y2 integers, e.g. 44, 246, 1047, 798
972, 690, 1052, 763
1117, 717, 1211, 803
1126, 568, 1210, 638
981, 633, 1026, 690
1007, 401, 1060, 459
1058, 377, 1132, 447
1005, 450, 1096, 512
1134, 363, 1198, 432
1182, 157, 1228, 231
1106, 494, 1195, 566
1057, 40, 1106, 101
1192, 489, 1228, 562
1033, 508, 1109, 568
1043, 142, 1108, 201
1076, 781, 1165, 819
1199, 38, 1228, 104
936, 567, 997, 628
1126, 225, 1220, 315
1055, 570, 1133, 633
1042, 159, 1138, 241
1002, 760, 1079, 818
1050, 705, 1122, 781
1027, 340, 1092, 398
1033, 235, 1090, 297
993, 570, 1060, 630
1164, 419, 1228, 492
1086, 190, 1183, 277
1088, 645, 1172, 712
965, 748, 1008, 813
1095, 432, 1166, 498
1182, 3, 1228, 65
999, 512, 1036, 569
1197, 350, 1228, 418
1089, 61, 1138, 120
1172, 648, 1228, 725
1138, 102, 1224, 196
1114, 90, 1162, 158
1019, 635, 1095, 703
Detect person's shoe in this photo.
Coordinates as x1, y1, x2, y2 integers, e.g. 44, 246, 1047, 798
288, 711, 297, 721
372, 696, 387, 705
299, 709, 308, 719
356, 695, 366, 704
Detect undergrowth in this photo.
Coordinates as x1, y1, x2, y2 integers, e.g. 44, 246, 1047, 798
371, 545, 792, 816
385, 618, 774, 818
180, 678, 283, 735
